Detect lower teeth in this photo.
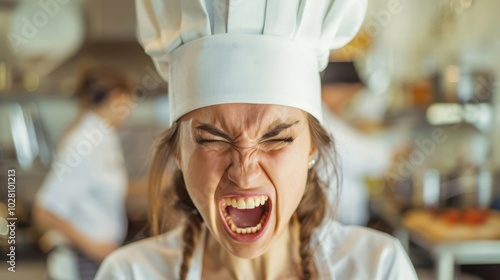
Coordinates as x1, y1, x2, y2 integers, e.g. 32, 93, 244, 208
225, 212, 266, 234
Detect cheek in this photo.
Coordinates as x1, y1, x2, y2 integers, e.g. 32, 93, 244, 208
184, 147, 229, 183
268, 141, 310, 223
181, 146, 228, 213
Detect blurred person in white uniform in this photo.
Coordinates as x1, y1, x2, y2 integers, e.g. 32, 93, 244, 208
33, 65, 139, 280
321, 62, 397, 226
95, 1, 418, 279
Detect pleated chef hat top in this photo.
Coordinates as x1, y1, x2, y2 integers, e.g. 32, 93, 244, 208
136, 0, 367, 124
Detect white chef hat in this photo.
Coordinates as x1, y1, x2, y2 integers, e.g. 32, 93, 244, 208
136, 0, 367, 124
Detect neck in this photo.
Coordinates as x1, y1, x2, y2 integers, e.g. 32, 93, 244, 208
203, 220, 301, 279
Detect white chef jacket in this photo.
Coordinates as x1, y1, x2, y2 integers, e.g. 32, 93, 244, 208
95, 220, 418, 280
36, 111, 128, 245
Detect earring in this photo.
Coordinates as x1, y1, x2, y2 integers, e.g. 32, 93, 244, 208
308, 158, 316, 168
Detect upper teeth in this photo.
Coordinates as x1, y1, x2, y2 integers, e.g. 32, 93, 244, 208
225, 196, 268, 209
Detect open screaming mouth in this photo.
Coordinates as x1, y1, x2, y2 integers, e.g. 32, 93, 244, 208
222, 195, 270, 235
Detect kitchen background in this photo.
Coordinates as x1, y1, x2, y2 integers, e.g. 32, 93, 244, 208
0, 0, 499, 279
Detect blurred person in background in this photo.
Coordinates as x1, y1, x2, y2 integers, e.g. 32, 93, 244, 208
322, 62, 408, 226
33, 64, 140, 280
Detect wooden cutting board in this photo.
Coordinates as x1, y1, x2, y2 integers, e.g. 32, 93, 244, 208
404, 210, 500, 242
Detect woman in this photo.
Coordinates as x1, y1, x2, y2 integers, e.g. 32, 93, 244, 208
96, 0, 419, 279
34, 65, 135, 280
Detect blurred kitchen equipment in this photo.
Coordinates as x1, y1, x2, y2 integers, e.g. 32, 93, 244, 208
477, 170, 493, 208
5, 102, 53, 170
8, 0, 85, 78
423, 169, 441, 208
431, 69, 495, 104
8, 103, 35, 169
0, 62, 11, 91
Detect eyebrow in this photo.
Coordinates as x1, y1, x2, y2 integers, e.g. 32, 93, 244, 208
196, 124, 232, 141
195, 121, 299, 141
260, 121, 299, 140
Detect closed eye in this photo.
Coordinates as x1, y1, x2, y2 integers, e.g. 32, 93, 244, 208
263, 137, 295, 143
195, 138, 229, 144
259, 137, 295, 151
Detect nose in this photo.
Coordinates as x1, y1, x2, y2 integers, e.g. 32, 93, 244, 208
226, 146, 262, 188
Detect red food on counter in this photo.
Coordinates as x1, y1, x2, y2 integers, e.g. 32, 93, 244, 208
443, 209, 462, 225
463, 209, 489, 225
439, 208, 490, 226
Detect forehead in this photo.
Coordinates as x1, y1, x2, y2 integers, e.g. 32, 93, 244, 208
180, 104, 307, 134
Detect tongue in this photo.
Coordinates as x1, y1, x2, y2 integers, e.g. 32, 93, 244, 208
228, 205, 264, 228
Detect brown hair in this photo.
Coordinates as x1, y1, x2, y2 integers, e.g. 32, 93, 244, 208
73, 64, 133, 109
148, 114, 338, 279
59, 64, 134, 146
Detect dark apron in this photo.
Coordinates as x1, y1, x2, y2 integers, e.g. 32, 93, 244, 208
73, 249, 100, 280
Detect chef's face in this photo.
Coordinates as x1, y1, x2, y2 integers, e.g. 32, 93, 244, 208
177, 104, 314, 258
